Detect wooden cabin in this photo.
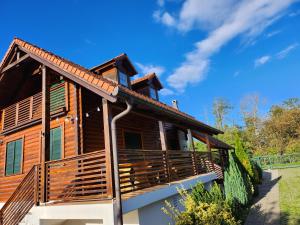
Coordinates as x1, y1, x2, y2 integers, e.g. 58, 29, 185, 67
0, 38, 232, 225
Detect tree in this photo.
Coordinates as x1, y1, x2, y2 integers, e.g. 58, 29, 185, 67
261, 100, 300, 155
213, 98, 233, 129
224, 151, 252, 206
240, 93, 264, 153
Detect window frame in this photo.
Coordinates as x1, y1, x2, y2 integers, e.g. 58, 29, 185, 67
149, 87, 158, 100
118, 71, 130, 87
4, 136, 24, 177
122, 129, 144, 150
48, 125, 64, 161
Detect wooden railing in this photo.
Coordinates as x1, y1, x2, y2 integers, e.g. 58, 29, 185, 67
44, 150, 108, 203
2, 82, 65, 132
118, 150, 214, 194
0, 149, 220, 223
0, 165, 40, 225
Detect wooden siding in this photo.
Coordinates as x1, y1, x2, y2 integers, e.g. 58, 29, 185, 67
112, 107, 162, 150
0, 79, 77, 202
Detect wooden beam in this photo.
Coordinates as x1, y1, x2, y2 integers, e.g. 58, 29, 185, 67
40, 65, 50, 203
102, 98, 113, 198
74, 83, 80, 155
158, 121, 167, 150
78, 87, 84, 154
205, 134, 215, 171
187, 129, 195, 151
1, 54, 29, 73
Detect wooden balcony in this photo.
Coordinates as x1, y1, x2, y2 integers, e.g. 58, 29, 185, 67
0, 149, 218, 224
1, 81, 66, 133
34, 149, 215, 204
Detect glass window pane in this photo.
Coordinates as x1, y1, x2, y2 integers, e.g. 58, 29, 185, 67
124, 132, 142, 149
150, 88, 157, 99
119, 72, 128, 87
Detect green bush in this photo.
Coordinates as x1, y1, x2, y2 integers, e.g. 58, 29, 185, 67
191, 182, 224, 205
224, 151, 252, 206
235, 135, 260, 184
163, 183, 240, 225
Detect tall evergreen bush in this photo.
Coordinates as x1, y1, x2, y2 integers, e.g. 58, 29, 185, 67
224, 151, 252, 206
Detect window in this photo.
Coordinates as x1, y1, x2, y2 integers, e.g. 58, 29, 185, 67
149, 87, 157, 100
119, 72, 129, 87
5, 139, 23, 176
49, 127, 62, 160
124, 131, 142, 149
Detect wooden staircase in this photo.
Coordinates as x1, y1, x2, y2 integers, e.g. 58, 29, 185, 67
0, 165, 40, 225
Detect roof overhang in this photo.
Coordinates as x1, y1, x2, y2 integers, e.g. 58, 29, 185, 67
192, 131, 234, 150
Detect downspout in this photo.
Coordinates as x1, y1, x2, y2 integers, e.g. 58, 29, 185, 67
111, 99, 132, 225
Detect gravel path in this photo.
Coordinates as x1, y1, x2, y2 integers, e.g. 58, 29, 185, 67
245, 170, 280, 225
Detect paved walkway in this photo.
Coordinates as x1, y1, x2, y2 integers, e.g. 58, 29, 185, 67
245, 170, 280, 225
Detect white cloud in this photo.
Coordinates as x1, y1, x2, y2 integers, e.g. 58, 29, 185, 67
265, 30, 282, 38
153, 11, 176, 26
254, 55, 271, 67
289, 9, 300, 17
233, 71, 241, 77
276, 43, 299, 59
156, 0, 296, 91
157, 0, 165, 7
160, 88, 175, 96
136, 62, 166, 76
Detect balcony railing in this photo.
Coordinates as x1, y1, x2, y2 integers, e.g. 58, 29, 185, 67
1, 81, 66, 133
28, 149, 216, 204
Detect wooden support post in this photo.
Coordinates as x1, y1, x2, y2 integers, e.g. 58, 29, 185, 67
187, 129, 195, 151
41, 65, 50, 203
102, 98, 113, 198
158, 121, 167, 151
187, 129, 197, 174
205, 134, 215, 172
73, 84, 80, 155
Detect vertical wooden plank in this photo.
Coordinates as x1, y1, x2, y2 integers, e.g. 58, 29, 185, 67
187, 129, 195, 151
78, 87, 84, 154
15, 103, 19, 126
205, 134, 215, 171
102, 98, 113, 198
158, 121, 167, 150
1, 109, 5, 132
73, 84, 79, 155
41, 65, 50, 203
29, 96, 33, 120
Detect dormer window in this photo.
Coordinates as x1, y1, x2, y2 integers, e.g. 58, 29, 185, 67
119, 71, 129, 87
149, 87, 157, 100
131, 73, 163, 100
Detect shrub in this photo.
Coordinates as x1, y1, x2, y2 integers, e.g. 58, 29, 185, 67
235, 135, 260, 184
224, 151, 252, 206
163, 184, 240, 225
191, 182, 224, 205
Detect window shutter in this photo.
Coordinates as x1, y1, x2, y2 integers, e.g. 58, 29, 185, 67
5, 142, 15, 176
50, 127, 62, 160
50, 81, 65, 112
13, 139, 22, 174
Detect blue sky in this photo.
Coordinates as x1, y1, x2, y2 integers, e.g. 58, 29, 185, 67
0, 0, 300, 126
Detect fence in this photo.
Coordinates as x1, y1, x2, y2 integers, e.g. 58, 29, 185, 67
252, 153, 300, 169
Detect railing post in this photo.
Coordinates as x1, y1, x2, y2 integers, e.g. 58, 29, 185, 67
33, 165, 39, 206
102, 99, 113, 198
163, 151, 171, 183
41, 65, 50, 203
192, 151, 198, 175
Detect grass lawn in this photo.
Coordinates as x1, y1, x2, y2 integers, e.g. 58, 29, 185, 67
279, 167, 300, 225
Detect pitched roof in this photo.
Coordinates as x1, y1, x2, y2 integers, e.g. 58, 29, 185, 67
131, 73, 163, 90
0, 38, 118, 102
0, 38, 223, 135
